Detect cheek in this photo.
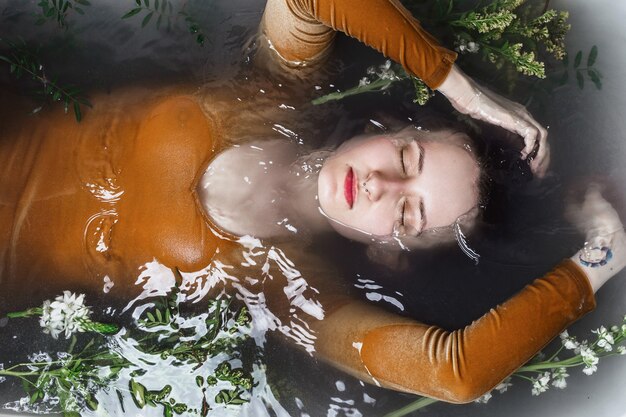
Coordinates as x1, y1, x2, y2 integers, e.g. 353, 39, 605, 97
350, 204, 395, 236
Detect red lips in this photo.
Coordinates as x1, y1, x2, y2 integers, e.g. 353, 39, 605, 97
344, 168, 355, 208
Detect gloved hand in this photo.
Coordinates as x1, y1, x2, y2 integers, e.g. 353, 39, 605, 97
438, 65, 550, 178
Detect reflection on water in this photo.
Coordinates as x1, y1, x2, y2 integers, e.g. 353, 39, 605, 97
1, 0, 626, 416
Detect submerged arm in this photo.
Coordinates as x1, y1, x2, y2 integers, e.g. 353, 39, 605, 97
313, 260, 595, 403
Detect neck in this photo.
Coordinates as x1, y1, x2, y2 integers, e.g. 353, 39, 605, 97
283, 151, 334, 236
198, 141, 333, 239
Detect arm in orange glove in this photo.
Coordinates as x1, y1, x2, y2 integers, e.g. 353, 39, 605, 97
312, 260, 595, 403
261, 0, 550, 177
261, 0, 456, 88
310, 189, 626, 402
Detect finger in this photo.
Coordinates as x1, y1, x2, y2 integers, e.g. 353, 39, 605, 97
521, 120, 549, 175
530, 136, 550, 178
517, 122, 540, 159
530, 150, 550, 178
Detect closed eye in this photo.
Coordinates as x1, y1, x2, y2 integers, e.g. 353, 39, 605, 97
399, 147, 406, 175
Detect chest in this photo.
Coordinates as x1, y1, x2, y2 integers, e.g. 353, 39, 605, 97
110, 95, 231, 271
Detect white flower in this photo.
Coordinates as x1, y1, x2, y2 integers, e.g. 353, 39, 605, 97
358, 77, 370, 87
495, 377, 513, 394
551, 368, 569, 389
39, 291, 91, 339
617, 346, 626, 355
592, 326, 615, 352
583, 364, 597, 376
560, 330, 579, 350
474, 391, 492, 403
467, 41, 480, 53
580, 345, 599, 367
531, 372, 551, 396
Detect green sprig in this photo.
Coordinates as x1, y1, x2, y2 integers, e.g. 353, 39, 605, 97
0, 39, 92, 122
36, 0, 91, 29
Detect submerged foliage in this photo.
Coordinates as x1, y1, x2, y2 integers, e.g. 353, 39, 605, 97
0, 39, 91, 122
562, 45, 602, 90
1, 279, 256, 417
122, 0, 207, 46
36, 0, 91, 29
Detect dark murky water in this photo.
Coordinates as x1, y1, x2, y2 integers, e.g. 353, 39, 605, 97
1, 0, 625, 416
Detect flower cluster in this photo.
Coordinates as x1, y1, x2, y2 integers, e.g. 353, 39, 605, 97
470, 315, 626, 406
454, 10, 516, 35
455, 37, 480, 54
6, 291, 119, 339
495, 42, 545, 78
521, 10, 570, 60
530, 371, 550, 396
365, 60, 401, 83
40, 291, 91, 339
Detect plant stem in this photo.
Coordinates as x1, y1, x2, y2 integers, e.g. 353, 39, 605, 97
384, 396, 438, 417
6, 307, 43, 318
312, 77, 400, 105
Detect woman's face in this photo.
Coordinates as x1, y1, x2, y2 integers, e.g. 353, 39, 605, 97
317, 129, 480, 243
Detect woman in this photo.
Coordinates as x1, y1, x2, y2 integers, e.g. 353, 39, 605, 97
0, 0, 623, 404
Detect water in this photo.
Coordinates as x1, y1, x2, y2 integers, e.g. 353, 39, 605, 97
1, 0, 626, 416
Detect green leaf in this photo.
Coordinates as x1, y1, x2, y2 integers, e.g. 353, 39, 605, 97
143, 0, 149, 7
130, 379, 147, 408
164, 404, 173, 417
155, 0, 160, 12
86, 393, 99, 411
576, 69, 584, 89
29, 389, 41, 404
74, 6, 84, 15
73, 102, 82, 121
135, 0, 141, 5
587, 45, 598, 67
574, 51, 582, 68
147, 311, 155, 322
142, 11, 154, 28
156, 13, 163, 29
155, 308, 163, 322
67, 335, 77, 353
116, 389, 126, 413
122, 8, 142, 19
588, 68, 602, 90
74, 0, 91, 5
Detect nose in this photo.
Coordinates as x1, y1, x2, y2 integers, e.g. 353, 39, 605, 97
364, 171, 407, 201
